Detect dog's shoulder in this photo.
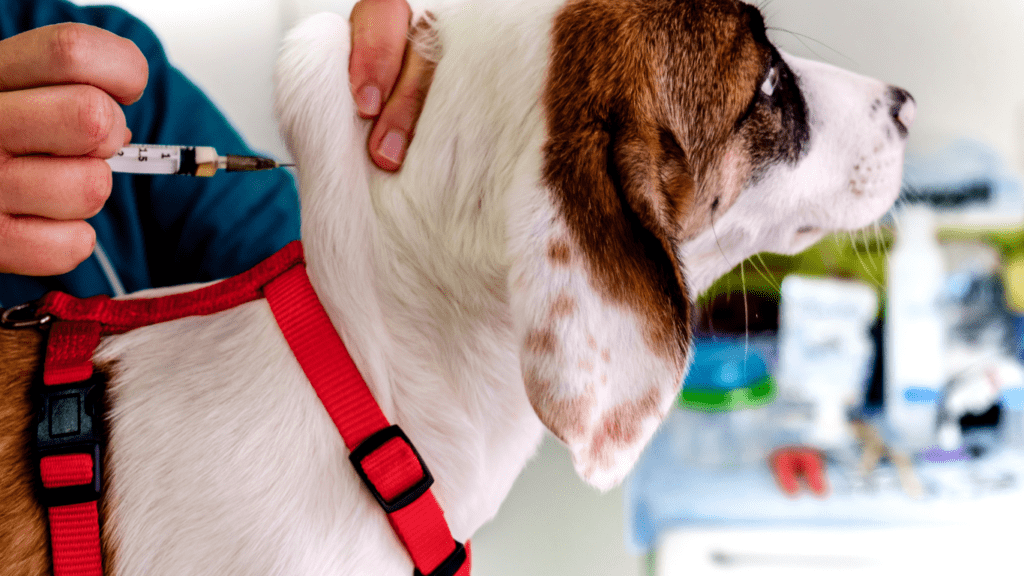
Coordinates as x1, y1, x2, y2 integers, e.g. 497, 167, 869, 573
0, 328, 48, 576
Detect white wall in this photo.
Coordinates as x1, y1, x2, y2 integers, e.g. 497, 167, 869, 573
766, 0, 1024, 173
77, 0, 290, 159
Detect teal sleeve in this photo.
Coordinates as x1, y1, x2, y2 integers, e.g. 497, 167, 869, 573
0, 0, 301, 306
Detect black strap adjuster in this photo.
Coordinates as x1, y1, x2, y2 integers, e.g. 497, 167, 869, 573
414, 540, 467, 576
348, 425, 434, 514
34, 373, 105, 507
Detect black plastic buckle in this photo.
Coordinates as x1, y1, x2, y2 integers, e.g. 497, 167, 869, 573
349, 425, 434, 514
414, 541, 467, 576
34, 372, 106, 507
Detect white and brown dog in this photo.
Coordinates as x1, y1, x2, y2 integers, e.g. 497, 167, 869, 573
0, 0, 914, 573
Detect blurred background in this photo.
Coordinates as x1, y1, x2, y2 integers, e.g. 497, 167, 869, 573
76, 0, 1024, 574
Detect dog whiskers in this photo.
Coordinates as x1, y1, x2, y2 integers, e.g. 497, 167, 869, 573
739, 259, 750, 369
848, 229, 885, 290
710, 207, 738, 286
767, 27, 856, 67
752, 253, 782, 293
873, 221, 891, 266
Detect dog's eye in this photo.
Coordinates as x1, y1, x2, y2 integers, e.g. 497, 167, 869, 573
761, 66, 779, 97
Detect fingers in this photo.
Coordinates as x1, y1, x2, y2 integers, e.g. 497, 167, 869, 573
0, 156, 110, 276
366, 41, 436, 171
0, 215, 96, 276
0, 157, 112, 220
349, 0, 412, 118
0, 23, 148, 105
0, 84, 129, 158
350, 0, 437, 171
0, 23, 144, 276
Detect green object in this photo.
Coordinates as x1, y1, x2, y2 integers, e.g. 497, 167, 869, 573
699, 232, 890, 304
678, 373, 775, 412
676, 341, 776, 412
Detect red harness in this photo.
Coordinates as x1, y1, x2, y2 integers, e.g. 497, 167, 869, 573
18, 241, 469, 576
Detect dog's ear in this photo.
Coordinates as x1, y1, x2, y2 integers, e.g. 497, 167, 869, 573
507, 113, 695, 490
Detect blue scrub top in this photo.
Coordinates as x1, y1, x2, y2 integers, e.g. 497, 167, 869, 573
0, 0, 301, 307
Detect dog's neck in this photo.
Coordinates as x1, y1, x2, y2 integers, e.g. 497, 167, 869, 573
286, 0, 561, 537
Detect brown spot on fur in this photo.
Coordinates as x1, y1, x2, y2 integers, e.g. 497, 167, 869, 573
0, 328, 49, 576
578, 359, 594, 373
525, 329, 557, 356
548, 239, 572, 266
547, 392, 597, 443
587, 386, 666, 465
587, 428, 615, 471
587, 335, 598, 350
524, 368, 596, 443
549, 294, 577, 319
601, 349, 611, 363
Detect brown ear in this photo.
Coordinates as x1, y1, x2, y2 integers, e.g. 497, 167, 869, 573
507, 109, 695, 489
504, 0, 700, 490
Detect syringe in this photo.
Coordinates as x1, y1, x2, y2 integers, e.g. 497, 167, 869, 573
106, 144, 294, 177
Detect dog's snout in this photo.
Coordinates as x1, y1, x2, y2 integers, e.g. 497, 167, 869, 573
888, 86, 916, 137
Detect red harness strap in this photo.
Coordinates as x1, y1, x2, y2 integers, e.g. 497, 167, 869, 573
27, 241, 469, 576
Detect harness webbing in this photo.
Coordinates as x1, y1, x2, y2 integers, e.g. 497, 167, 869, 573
29, 241, 469, 576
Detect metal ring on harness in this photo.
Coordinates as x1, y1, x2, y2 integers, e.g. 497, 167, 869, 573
0, 302, 53, 329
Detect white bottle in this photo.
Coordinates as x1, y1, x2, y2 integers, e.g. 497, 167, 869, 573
885, 206, 946, 453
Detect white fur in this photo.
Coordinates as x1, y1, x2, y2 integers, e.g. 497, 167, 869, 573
86, 1, 910, 573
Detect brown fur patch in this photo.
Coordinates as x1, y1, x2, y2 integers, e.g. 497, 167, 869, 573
542, 0, 772, 364
96, 361, 119, 575
524, 329, 557, 356
547, 239, 572, 266
548, 294, 576, 319
587, 386, 665, 464
523, 369, 597, 443
0, 328, 49, 576
547, 390, 597, 443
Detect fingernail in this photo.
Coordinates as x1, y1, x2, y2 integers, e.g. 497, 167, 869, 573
378, 129, 407, 165
357, 85, 382, 116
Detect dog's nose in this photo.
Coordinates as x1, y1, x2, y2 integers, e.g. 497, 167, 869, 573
889, 86, 916, 137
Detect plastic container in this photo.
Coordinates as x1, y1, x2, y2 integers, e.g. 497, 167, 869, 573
666, 341, 776, 469
886, 206, 946, 453
777, 275, 879, 450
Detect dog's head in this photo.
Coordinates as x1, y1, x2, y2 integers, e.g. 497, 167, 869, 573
508, 0, 913, 489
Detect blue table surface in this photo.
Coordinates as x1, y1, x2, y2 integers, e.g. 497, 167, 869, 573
624, 418, 1024, 553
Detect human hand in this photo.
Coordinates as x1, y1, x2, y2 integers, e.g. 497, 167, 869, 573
349, 0, 435, 171
0, 23, 147, 276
